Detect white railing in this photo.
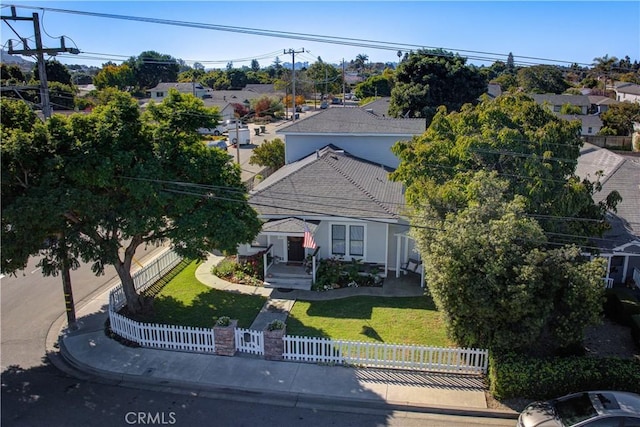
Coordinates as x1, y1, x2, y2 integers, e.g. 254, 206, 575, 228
235, 327, 264, 355
604, 277, 614, 288
283, 335, 488, 374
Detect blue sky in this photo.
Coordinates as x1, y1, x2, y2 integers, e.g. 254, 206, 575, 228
2, 1, 639, 69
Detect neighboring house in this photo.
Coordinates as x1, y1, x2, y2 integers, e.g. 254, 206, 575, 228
614, 83, 640, 103
201, 99, 236, 122
575, 143, 640, 286
486, 83, 502, 99
147, 82, 208, 100
361, 97, 391, 117
238, 145, 417, 279
588, 95, 618, 114
559, 114, 603, 136
276, 107, 426, 168
244, 83, 284, 97
530, 94, 591, 115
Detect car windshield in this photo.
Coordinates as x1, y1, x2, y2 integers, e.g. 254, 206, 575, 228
554, 393, 597, 426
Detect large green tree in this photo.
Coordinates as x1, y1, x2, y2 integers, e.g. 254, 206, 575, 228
126, 51, 180, 90
354, 73, 393, 99
249, 138, 285, 170
416, 172, 605, 355
388, 49, 486, 124
33, 59, 72, 86
600, 102, 640, 136
306, 59, 341, 100
93, 64, 135, 90
517, 64, 569, 94
390, 93, 620, 355
1, 91, 262, 314
391, 93, 618, 242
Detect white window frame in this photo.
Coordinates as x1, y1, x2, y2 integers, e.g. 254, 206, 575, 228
330, 223, 366, 259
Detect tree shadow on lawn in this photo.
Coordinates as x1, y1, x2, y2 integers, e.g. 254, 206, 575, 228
302, 294, 437, 320
150, 289, 267, 329
287, 295, 441, 343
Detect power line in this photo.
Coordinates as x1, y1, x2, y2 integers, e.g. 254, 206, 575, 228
3, 3, 610, 68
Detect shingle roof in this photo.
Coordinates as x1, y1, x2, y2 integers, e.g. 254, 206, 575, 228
530, 94, 591, 107
576, 143, 640, 246
149, 82, 205, 92
588, 95, 618, 106
249, 145, 405, 220
261, 217, 318, 234
277, 107, 426, 135
615, 83, 640, 95
558, 114, 603, 128
361, 97, 392, 117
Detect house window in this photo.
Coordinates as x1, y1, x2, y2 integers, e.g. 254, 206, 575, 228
332, 225, 346, 255
587, 127, 593, 134
331, 224, 365, 257
156, 92, 164, 98
553, 105, 561, 112
350, 226, 364, 256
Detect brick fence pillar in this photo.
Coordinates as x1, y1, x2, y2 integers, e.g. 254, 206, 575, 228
214, 319, 238, 356
263, 326, 286, 361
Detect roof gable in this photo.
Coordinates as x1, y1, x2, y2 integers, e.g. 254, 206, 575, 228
277, 107, 426, 135
249, 145, 405, 220
531, 93, 591, 107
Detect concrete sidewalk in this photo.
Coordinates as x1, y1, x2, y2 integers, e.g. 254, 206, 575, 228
49, 253, 519, 419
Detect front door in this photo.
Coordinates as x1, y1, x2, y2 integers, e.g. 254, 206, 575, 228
287, 236, 305, 263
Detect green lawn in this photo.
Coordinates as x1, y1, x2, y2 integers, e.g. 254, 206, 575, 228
151, 261, 267, 329
151, 261, 451, 347
287, 296, 453, 347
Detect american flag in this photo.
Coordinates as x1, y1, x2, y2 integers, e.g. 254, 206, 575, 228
303, 223, 317, 249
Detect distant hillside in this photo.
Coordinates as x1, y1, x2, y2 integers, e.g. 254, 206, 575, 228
1, 50, 35, 71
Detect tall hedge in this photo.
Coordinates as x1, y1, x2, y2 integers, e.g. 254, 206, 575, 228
489, 353, 640, 400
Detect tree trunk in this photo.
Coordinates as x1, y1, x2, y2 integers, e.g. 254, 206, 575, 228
113, 235, 143, 315
58, 232, 77, 330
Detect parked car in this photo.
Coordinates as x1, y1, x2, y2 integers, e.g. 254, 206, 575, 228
198, 125, 224, 136
207, 139, 229, 150
320, 101, 329, 109
517, 391, 640, 427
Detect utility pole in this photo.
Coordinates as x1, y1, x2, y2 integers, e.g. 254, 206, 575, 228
2, 6, 80, 330
284, 48, 304, 121
342, 58, 346, 107
2, 6, 79, 119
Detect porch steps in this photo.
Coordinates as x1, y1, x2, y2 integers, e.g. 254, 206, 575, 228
263, 274, 312, 291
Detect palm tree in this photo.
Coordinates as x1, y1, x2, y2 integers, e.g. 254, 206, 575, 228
592, 54, 618, 91
354, 54, 369, 75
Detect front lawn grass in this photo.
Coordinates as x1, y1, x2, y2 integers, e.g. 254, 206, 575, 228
151, 261, 267, 329
287, 296, 453, 347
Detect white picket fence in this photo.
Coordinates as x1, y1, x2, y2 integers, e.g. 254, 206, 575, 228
110, 312, 216, 353
283, 335, 488, 374
108, 250, 488, 375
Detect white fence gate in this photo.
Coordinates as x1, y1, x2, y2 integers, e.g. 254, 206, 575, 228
283, 335, 488, 374
235, 328, 264, 355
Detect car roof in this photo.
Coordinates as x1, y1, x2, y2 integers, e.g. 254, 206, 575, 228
588, 391, 640, 417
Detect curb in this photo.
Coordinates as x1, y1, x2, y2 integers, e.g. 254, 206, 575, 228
56, 328, 518, 420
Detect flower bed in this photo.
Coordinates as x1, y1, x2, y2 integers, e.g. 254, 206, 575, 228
211, 255, 264, 286
312, 257, 384, 292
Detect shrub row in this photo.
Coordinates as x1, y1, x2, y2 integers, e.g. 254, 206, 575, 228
489, 352, 640, 400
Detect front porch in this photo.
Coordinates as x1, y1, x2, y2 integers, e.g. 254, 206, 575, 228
263, 260, 424, 297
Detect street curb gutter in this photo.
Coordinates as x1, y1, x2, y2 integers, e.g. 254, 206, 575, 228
57, 331, 518, 420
